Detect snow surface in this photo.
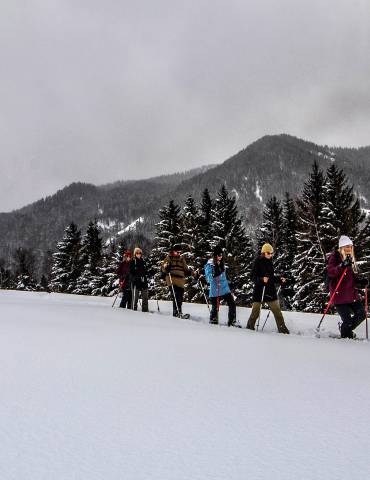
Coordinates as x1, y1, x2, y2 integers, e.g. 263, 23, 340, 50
1, 290, 370, 479
255, 181, 263, 203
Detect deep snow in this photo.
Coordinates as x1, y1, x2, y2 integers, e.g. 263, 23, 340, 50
1, 290, 370, 479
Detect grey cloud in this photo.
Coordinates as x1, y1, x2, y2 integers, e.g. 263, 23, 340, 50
1, 0, 370, 211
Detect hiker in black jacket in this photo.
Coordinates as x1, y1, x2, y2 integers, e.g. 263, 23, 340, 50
246, 243, 289, 334
129, 247, 149, 312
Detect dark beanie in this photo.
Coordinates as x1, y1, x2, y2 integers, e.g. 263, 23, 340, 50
213, 245, 223, 257
171, 243, 182, 252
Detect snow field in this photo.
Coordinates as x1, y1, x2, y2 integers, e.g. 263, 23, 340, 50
1, 290, 370, 479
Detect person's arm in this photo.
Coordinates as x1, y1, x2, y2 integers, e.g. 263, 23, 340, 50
161, 256, 171, 273
327, 253, 348, 279
182, 257, 193, 276
204, 262, 214, 284
251, 260, 265, 285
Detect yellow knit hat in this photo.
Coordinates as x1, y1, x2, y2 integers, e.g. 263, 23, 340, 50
261, 243, 274, 254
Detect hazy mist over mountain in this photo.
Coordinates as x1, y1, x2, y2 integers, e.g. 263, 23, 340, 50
1, 1, 369, 211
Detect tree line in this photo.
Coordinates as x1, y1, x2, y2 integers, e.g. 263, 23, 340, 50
1, 161, 369, 314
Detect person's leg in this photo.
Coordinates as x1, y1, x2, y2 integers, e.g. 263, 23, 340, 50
120, 289, 128, 308
209, 296, 218, 323
224, 293, 236, 326
335, 304, 354, 338
133, 286, 139, 311
351, 300, 366, 330
141, 289, 149, 312
268, 300, 289, 334
169, 286, 177, 316
175, 285, 184, 315
119, 290, 126, 308
127, 288, 132, 309
247, 302, 261, 330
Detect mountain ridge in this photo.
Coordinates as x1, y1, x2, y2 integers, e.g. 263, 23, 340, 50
0, 134, 369, 271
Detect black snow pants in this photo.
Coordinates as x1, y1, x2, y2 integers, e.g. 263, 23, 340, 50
209, 293, 236, 325
335, 301, 365, 338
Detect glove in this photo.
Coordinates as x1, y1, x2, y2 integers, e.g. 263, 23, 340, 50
341, 255, 353, 268
119, 280, 126, 289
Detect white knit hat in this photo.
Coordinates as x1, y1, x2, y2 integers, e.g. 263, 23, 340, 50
338, 235, 353, 248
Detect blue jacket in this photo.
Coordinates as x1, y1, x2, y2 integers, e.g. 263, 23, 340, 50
204, 259, 231, 298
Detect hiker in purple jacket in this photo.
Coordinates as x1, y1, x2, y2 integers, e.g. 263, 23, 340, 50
327, 235, 368, 338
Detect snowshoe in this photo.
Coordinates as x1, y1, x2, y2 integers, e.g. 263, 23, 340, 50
180, 313, 190, 319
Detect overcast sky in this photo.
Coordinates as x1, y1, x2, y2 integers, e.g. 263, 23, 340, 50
1, 0, 369, 212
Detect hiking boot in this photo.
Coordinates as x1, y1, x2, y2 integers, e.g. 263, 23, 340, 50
279, 328, 290, 334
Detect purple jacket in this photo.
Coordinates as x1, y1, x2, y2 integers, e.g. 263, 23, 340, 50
327, 250, 359, 304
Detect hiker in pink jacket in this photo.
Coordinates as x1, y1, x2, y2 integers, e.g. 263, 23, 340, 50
327, 235, 368, 338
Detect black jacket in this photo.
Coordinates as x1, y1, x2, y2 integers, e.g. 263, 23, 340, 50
129, 258, 148, 289
251, 256, 281, 302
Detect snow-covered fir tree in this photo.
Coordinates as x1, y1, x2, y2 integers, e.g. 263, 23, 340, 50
198, 188, 213, 258
92, 242, 126, 297
50, 222, 82, 293
321, 163, 370, 278
211, 185, 254, 305
256, 196, 284, 274
181, 195, 203, 302
148, 200, 183, 300
13, 247, 37, 291
320, 164, 365, 253
73, 220, 103, 295
279, 193, 298, 310
292, 162, 328, 312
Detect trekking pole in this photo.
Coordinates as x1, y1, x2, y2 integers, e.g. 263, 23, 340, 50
111, 290, 120, 308
261, 285, 281, 331
365, 286, 368, 340
169, 272, 181, 317
155, 292, 160, 312
198, 278, 210, 312
316, 268, 347, 332
256, 285, 266, 331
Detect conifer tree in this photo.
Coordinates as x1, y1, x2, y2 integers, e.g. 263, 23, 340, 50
256, 196, 284, 274
279, 193, 298, 309
91, 242, 126, 297
321, 164, 365, 252
13, 247, 37, 291
189, 188, 215, 303
212, 185, 254, 305
182, 195, 203, 301
199, 188, 213, 256
50, 222, 82, 293
148, 200, 183, 299
292, 162, 327, 312
74, 220, 103, 295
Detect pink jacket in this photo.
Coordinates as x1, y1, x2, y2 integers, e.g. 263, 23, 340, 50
327, 250, 359, 304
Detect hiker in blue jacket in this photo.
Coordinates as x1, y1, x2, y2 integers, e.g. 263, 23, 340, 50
204, 245, 236, 326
